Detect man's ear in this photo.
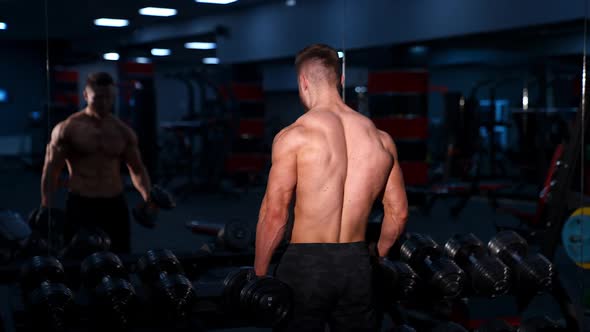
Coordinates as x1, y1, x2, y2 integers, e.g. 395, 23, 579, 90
300, 74, 309, 91
340, 74, 345, 88
83, 88, 88, 102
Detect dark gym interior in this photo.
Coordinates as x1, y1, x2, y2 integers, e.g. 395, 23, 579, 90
0, 0, 589, 331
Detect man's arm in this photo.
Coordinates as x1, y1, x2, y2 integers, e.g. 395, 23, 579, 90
377, 132, 409, 257
123, 127, 152, 202
254, 126, 301, 276
41, 122, 68, 207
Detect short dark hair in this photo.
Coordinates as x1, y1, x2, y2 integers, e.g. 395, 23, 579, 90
86, 72, 114, 89
295, 44, 341, 86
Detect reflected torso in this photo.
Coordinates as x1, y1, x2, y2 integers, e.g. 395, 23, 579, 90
63, 112, 129, 197
290, 105, 394, 243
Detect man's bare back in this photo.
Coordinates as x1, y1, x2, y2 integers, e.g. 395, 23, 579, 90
285, 104, 395, 243
53, 112, 134, 197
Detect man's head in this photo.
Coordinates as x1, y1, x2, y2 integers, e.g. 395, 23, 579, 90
83, 72, 115, 117
295, 44, 342, 110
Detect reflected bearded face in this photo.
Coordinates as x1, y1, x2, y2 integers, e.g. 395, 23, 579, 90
85, 85, 115, 116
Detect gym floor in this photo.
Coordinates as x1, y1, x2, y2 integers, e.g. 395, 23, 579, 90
0, 165, 588, 331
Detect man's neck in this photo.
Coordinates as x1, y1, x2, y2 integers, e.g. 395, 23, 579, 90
83, 107, 109, 120
308, 88, 345, 111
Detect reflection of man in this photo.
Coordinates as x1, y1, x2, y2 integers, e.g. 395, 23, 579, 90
40, 72, 153, 253
254, 44, 408, 331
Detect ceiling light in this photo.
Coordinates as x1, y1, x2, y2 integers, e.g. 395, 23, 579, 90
151, 48, 171, 56
103, 52, 120, 61
139, 7, 177, 17
409, 45, 428, 54
135, 57, 151, 64
195, 0, 238, 4
522, 88, 529, 111
185, 42, 217, 50
94, 18, 129, 27
203, 57, 220, 65
337, 51, 344, 58
0, 22, 6, 30
286, 0, 296, 6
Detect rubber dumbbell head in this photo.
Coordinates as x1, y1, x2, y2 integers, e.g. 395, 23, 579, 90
81, 252, 137, 328
151, 273, 196, 322
445, 233, 511, 297
81, 251, 127, 288
92, 275, 138, 329
223, 267, 292, 328
379, 258, 420, 301
218, 221, 252, 251
223, 267, 253, 313
240, 274, 292, 327
20, 256, 65, 292
28, 281, 74, 332
62, 226, 111, 259
488, 231, 554, 294
400, 233, 466, 299
136, 249, 184, 283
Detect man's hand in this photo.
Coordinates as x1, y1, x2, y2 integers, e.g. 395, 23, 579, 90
132, 186, 176, 229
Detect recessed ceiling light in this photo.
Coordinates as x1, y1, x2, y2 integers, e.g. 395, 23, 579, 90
135, 57, 151, 64
103, 52, 120, 61
184, 42, 217, 50
0, 22, 7, 30
195, 0, 238, 4
94, 18, 129, 27
151, 48, 171, 56
286, 0, 296, 6
139, 7, 177, 17
203, 57, 220, 65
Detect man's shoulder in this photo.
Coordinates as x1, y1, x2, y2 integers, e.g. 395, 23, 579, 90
275, 123, 305, 143
53, 113, 82, 139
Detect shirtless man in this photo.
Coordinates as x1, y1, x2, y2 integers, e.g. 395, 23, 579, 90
254, 44, 409, 331
40, 72, 153, 253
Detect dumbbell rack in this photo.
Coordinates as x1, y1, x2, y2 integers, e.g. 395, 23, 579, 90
377, 234, 579, 331
4, 248, 287, 332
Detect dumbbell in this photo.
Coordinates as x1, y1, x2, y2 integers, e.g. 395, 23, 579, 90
186, 220, 253, 251
378, 258, 420, 301
397, 233, 466, 299
133, 185, 176, 229
60, 226, 112, 259
518, 315, 566, 332
136, 249, 196, 322
444, 233, 511, 298
223, 267, 292, 327
19, 256, 74, 332
488, 231, 554, 295
81, 251, 137, 328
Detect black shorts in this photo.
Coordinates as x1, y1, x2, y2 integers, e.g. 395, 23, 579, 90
64, 192, 131, 254
275, 242, 378, 332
